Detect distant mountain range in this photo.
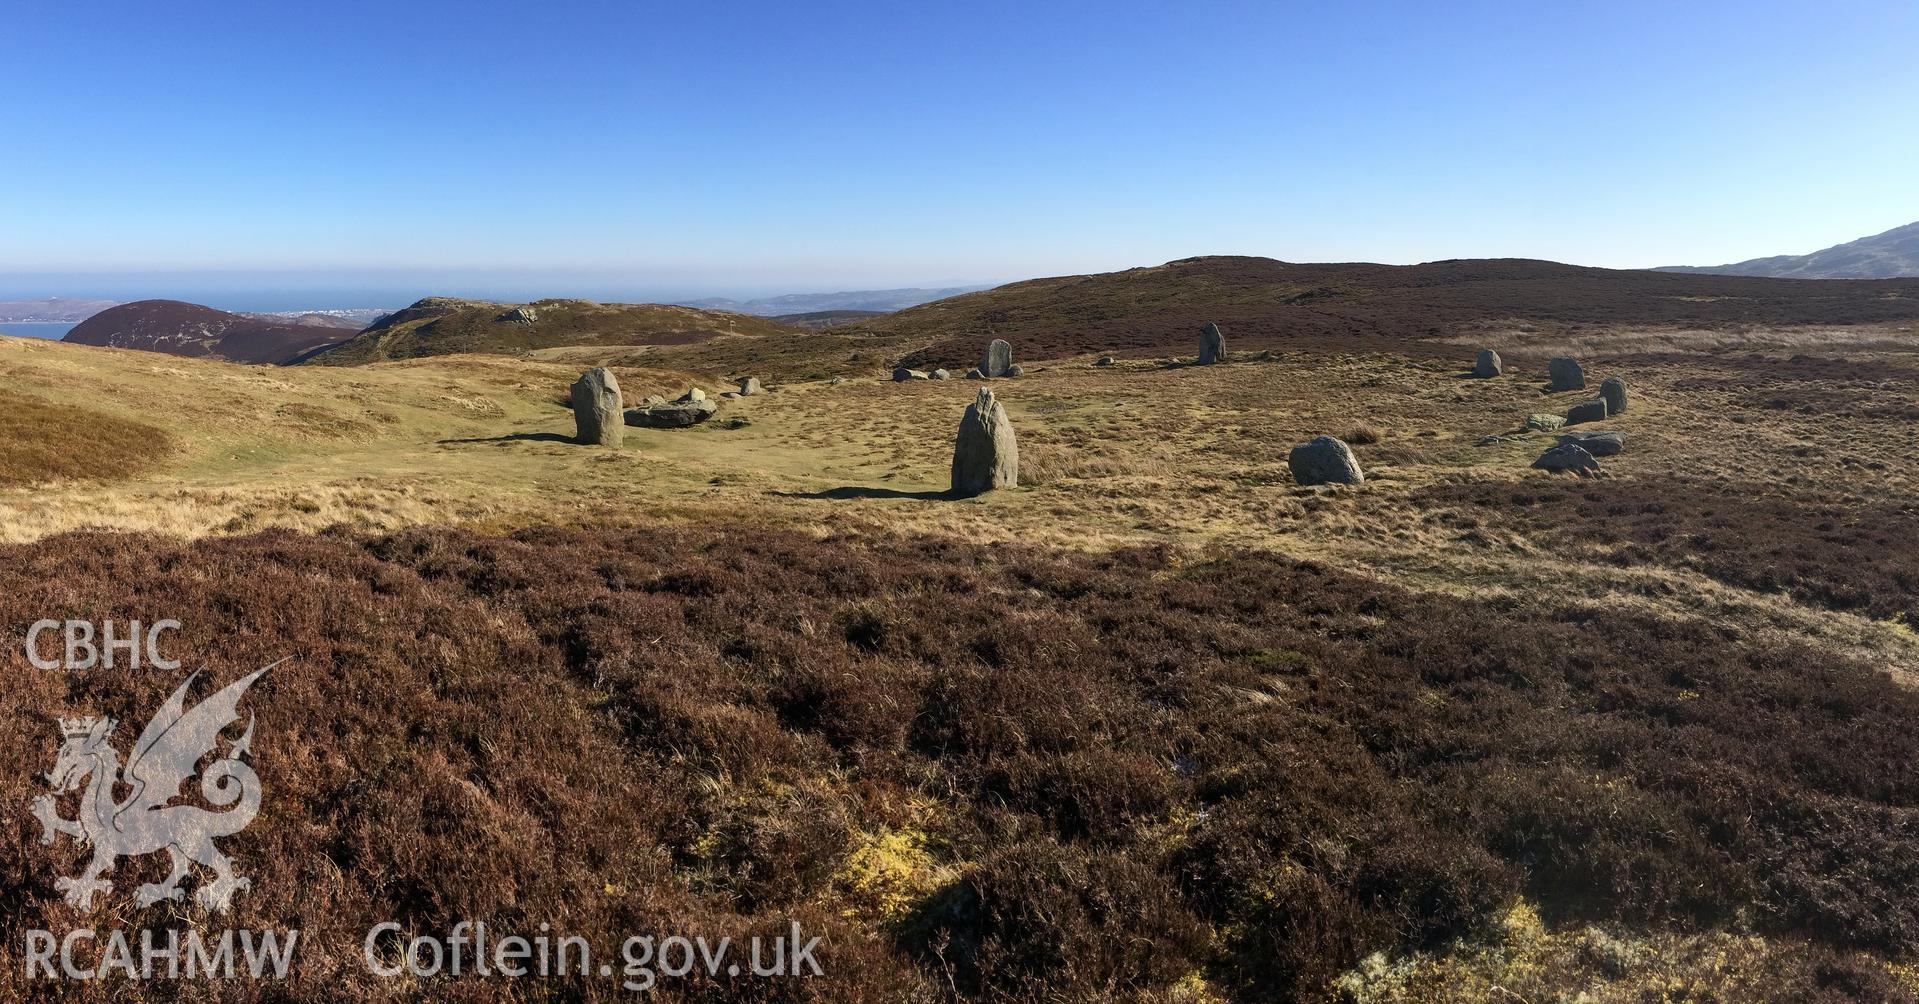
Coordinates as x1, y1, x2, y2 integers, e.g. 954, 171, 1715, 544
1658, 221, 1919, 279
0, 297, 120, 322
678, 285, 990, 316
64, 300, 357, 364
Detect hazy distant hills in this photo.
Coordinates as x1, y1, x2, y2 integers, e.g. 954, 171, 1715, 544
770, 309, 888, 330
679, 286, 989, 316
306, 297, 801, 365
0, 297, 119, 322
63, 300, 355, 364
1658, 221, 1919, 279
241, 308, 391, 329
855, 256, 1919, 370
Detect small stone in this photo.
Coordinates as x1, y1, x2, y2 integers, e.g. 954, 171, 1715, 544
892, 367, 930, 382
1006, 364, 1024, 377
951, 388, 1018, 496
1474, 348, 1502, 378
1198, 322, 1226, 365
1548, 357, 1585, 391
1095, 356, 1116, 367
966, 368, 986, 380
1563, 399, 1609, 426
1599, 376, 1628, 414
738, 376, 763, 396
569, 367, 623, 447
828, 376, 846, 386
1288, 436, 1364, 486
679, 387, 706, 403
1524, 413, 1567, 432
1533, 443, 1601, 475
931, 369, 951, 380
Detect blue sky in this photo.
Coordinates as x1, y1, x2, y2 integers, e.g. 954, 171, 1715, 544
3, 0, 1916, 300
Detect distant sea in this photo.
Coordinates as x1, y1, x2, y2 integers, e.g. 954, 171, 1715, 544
0, 322, 77, 340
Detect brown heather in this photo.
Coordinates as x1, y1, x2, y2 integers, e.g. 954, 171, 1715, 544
1, 525, 1915, 1001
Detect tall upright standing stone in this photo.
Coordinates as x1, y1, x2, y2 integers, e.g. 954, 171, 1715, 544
1548, 357, 1585, 391
982, 338, 1014, 378
1198, 322, 1226, 365
571, 367, 623, 447
951, 388, 1019, 497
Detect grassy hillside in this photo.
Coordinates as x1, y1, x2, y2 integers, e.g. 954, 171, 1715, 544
307, 297, 806, 365
5, 298, 1919, 998
853, 256, 1919, 370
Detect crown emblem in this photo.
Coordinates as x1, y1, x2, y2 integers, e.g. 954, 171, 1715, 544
58, 716, 98, 739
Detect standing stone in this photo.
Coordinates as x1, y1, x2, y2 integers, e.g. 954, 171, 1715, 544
951, 388, 1018, 497
1548, 357, 1585, 391
1598, 376, 1628, 415
1198, 322, 1226, 365
1563, 398, 1609, 426
570, 367, 623, 447
1288, 435, 1364, 486
1474, 348, 1503, 378
982, 338, 1014, 378
738, 376, 763, 396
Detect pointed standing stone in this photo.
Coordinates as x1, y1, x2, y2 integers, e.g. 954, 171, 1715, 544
1198, 322, 1226, 365
570, 367, 623, 447
951, 388, 1019, 497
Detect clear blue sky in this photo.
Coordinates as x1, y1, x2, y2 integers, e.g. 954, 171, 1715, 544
3, 0, 1915, 301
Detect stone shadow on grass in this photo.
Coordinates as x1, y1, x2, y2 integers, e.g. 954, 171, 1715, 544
772, 486, 956, 501
437, 432, 578, 445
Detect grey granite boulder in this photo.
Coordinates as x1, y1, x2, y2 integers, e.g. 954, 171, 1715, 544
1563, 399, 1609, 426
1198, 322, 1226, 365
625, 397, 717, 428
1548, 357, 1585, 391
892, 367, 929, 382
1533, 443, 1600, 475
1556, 430, 1625, 456
570, 368, 623, 447
738, 376, 763, 396
1598, 376, 1628, 414
951, 388, 1018, 496
1474, 348, 1502, 378
982, 338, 1014, 378
1288, 435, 1364, 486
931, 368, 951, 380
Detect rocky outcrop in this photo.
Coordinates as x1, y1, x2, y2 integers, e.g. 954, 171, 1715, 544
951, 388, 1019, 496
1288, 436, 1364, 486
570, 368, 623, 446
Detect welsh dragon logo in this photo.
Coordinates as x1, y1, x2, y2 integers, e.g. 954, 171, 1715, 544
31, 661, 280, 914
